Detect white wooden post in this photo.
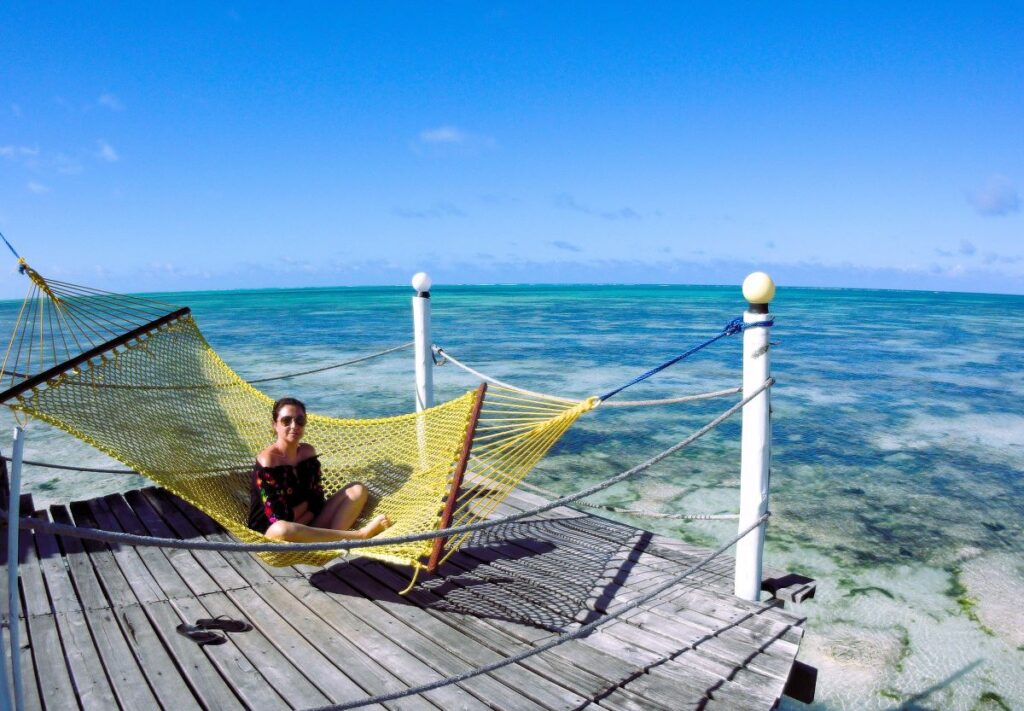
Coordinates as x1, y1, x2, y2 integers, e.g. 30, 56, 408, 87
734, 272, 774, 602
5, 426, 26, 710
411, 272, 434, 412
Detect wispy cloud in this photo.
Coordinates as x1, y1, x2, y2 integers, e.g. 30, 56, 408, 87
97, 93, 124, 111
53, 152, 83, 174
554, 193, 642, 221
415, 125, 495, 152
27, 181, 50, 194
0, 145, 39, 159
969, 175, 1020, 217
937, 239, 981, 258
419, 126, 465, 144
550, 240, 582, 253
391, 201, 466, 219
96, 140, 119, 162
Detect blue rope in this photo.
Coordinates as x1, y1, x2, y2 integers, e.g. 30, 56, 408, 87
0, 230, 25, 273
599, 316, 774, 402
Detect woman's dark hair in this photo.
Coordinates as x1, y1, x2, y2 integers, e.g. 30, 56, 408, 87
272, 397, 306, 422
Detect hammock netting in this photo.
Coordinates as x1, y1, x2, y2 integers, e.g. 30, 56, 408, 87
1, 263, 594, 574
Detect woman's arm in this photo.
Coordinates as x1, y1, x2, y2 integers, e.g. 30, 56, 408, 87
255, 468, 295, 524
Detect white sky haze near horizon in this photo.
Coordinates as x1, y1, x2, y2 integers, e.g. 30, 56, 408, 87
1, 3, 1022, 297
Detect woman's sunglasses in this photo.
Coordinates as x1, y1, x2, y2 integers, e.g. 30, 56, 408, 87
278, 415, 307, 427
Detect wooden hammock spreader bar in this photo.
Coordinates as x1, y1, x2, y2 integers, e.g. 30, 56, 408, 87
0, 307, 191, 404
427, 381, 487, 572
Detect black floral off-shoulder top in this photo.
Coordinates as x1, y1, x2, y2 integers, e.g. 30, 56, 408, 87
247, 456, 326, 534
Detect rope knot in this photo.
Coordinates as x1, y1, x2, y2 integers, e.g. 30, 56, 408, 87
722, 317, 744, 336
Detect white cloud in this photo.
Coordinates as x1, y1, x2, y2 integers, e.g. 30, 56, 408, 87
96, 140, 119, 162
969, 175, 1020, 217
0, 145, 39, 158
97, 93, 123, 111
27, 181, 50, 194
419, 126, 466, 144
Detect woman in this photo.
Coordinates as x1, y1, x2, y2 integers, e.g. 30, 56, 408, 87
247, 397, 391, 542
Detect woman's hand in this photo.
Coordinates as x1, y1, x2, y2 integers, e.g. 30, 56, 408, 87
357, 514, 391, 539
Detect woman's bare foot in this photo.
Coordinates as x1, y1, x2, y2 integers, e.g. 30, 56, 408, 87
358, 514, 391, 539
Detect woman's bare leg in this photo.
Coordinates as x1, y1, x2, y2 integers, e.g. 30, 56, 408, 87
313, 482, 368, 531
264, 515, 389, 543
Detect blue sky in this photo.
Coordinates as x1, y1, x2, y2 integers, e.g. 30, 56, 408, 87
1, 2, 1022, 297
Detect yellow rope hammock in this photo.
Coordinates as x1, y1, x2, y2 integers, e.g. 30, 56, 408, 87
0, 263, 595, 577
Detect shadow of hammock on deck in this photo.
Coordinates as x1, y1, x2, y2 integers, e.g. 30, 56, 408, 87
311, 514, 656, 633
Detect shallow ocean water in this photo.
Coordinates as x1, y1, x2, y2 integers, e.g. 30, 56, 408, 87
1, 283, 1022, 710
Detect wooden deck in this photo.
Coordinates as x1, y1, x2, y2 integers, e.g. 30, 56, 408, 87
1, 482, 807, 710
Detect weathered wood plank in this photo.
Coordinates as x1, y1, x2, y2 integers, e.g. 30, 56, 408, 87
92, 493, 308, 710
34, 509, 162, 710
316, 564, 549, 711
0, 513, 43, 711
17, 511, 80, 710
10, 479, 804, 711
66, 501, 254, 710
109, 492, 221, 597
131, 489, 460, 710
130, 488, 249, 590
336, 561, 588, 711
50, 504, 204, 711
367, 562, 618, 701
278, 576, 490, 711
149, 488, 278, 587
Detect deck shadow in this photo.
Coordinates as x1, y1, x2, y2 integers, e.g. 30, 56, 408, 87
311, 514, 652, 632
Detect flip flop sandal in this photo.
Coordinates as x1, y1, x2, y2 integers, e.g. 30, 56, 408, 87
195, 615, 252, 633
175, 623, 227, 646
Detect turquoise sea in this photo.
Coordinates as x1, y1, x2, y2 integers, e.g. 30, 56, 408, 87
2, 284, 1022, 710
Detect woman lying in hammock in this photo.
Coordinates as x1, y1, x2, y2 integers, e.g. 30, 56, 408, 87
247, 397, 391, 542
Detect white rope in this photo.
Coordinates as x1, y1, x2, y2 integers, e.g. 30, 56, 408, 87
245, 341, 414, 383
518, 481, 740, 520
433, 345, 741, 408
432, 347, 577, 404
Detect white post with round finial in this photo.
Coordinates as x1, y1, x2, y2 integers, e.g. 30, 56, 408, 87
411, 272, 434, 412
734, 271, 775, 602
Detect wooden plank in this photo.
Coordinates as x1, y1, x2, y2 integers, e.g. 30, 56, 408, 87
278, 576, 490, 711
16, 511, 80, 710
92, 493, 311, 710
367, 562, 617, 701
65, 502, 250, 710
148, 488, 277, 587
435, 500, 797, 710
50, 504, 204, 711
315, 564, 549, 711
69, 499, 163, 606
100, 494, 195, 601
0, 515, 43, 711
112, 492, 221, 596
14, 609, 43, 711
239, 583, 437, 711
129, 488, 249, 591
226, 586, 390, 709
34, 509, 162, 710
180, 591, 330, 709
425, 553, 657, 700
335, 561, 587, 711
47, 506, 190, 711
